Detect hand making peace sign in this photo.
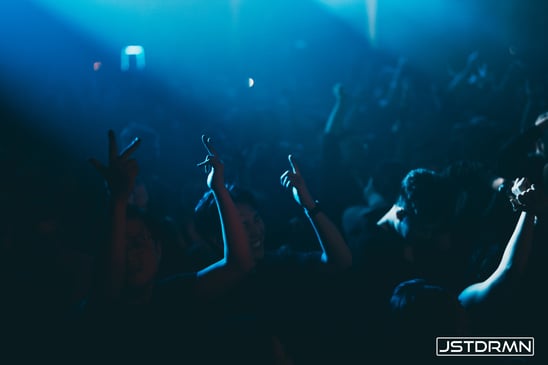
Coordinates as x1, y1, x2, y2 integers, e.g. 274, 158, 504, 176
90, 129, 141, 200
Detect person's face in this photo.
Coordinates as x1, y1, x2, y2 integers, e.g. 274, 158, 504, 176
399, 210, 457, 278
400, 210, 449, 242
399, 210, 452, 254
236, 203, 265, 260
125, 218, 160, 288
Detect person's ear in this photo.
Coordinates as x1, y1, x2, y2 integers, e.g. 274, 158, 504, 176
396, 207, 407, 221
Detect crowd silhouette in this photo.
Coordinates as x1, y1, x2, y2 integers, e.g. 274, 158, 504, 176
1, 47, 548, 364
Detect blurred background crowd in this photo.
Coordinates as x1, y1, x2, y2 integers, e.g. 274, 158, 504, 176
1, 0, 548, 363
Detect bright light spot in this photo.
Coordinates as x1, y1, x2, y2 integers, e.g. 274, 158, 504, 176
248, 77, 255, 88
121, 45, 146, 71
124, 45, 144, 55
316, 0, 377, 45
93, 61, 102, 71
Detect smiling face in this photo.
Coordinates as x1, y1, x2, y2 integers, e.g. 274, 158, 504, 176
236, 202, 265, 260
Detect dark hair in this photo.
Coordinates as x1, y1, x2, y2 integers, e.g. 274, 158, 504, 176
396, 168, 456, 227
390, 279, 460, 330
388, 279, 464, 362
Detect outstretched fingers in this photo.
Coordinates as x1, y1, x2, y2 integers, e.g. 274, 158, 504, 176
108, 129, 118, 165
89, 158, 106, 178
119, 137, 141, 160
280, 170, 292, 189
197, 135, 221, 173
288, 154, 300, 175
90, 130, 142, 199
201, 134, 218, 157
511, 177, 529, 196
196, 155, 212, 170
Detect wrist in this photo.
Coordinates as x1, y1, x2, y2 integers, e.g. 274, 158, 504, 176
304, 200, 322, 218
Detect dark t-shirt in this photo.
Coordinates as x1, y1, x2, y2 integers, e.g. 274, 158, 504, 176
78, 272, 202, 363
207, 248, 357, 364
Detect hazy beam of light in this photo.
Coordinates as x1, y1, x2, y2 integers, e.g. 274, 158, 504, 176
365, 0, 377, 45
315, 0, 373, 45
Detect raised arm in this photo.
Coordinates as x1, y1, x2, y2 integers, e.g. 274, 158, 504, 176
280, 154, 352, 270
89, 130, 141, 303
194, 135, 255, 299
458, 178, 545, 308
324, 83, 350, 136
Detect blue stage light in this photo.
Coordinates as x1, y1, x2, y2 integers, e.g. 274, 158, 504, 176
121, 45, 145, 71
124, 45, 144, 56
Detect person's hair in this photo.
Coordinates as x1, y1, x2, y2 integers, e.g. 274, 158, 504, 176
396, 168, 456, 230
193, 184, 259, 241
388, 278, 464, 362
390, 278, 461, 335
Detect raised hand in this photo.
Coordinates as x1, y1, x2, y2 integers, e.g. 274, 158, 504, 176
281, 154, 352, 268
280, 154, 315, 210
90, 129, 141, 201
333, 83, 347, 102
511, 177, 548, 215
196, 135, 225, 191
466, 51, 480, 67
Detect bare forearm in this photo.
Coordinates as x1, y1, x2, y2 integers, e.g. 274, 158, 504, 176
195, 187, 254, 301
307, 210, 352, 270
459, 211, 535, 307
324, 100, 347, 135
101, 198, 128, 300
213, 187, 254, 271
496, 211, 535, 278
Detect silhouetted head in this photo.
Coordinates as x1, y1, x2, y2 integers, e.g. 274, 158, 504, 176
194, 184, 265, 260
395, 168, 456, 244
390, 278, 466, 335
388, 278, 467, 362
390, 169, 462, 282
